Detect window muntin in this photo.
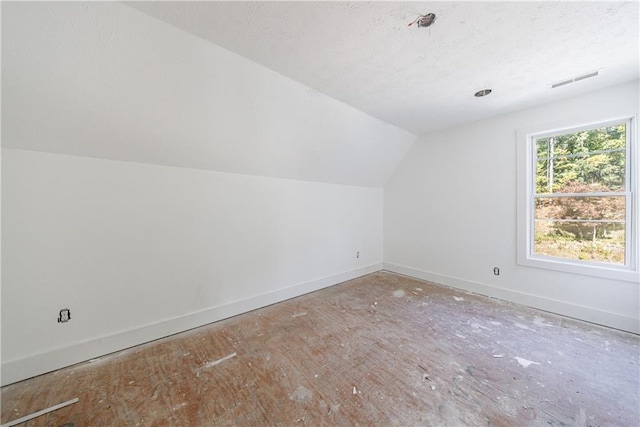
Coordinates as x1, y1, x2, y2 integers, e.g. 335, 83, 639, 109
529, 119, 633, 269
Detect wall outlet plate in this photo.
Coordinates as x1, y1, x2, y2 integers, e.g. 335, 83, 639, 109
58, 309, 71, 323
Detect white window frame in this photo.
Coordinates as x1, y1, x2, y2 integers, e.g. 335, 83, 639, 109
517, 115, 639, 283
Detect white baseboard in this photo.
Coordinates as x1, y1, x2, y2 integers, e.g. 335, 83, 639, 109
383, 262, 639, 335
1, 263, 382, 386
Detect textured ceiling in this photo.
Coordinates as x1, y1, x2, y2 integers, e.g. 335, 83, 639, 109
128, 1, 639, 134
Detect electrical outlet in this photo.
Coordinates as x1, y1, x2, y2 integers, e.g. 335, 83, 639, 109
58, 308, 71, 323
493, 267, 500, 276
356, 251, 360, 259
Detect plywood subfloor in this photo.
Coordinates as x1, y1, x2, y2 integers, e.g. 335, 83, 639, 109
2, 272, 639, 426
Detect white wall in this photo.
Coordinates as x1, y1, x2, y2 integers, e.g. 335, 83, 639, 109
1, 2, 413, 385
1, 2, 414, 187
384, 80, 640, 333
3, 1, 635, 389
1, 149, 383, 385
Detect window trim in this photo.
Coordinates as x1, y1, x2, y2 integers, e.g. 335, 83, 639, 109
517, 115, 639, 283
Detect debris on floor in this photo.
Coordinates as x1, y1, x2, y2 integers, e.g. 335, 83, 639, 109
289, 385, 313, 402
393, 290, 406, 298
200, 352, 237, 369
2, 398, 79, 427
514, 357, 541, 368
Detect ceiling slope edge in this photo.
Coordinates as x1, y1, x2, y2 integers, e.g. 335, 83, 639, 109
2, 2, 416, 188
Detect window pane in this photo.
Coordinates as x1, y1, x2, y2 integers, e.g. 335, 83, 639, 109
535, 159, 549, 193
523, 117, 634, 276
536, 138, 550, 158
534, 220, 625, 265
535, 196, 626, 221
534, 123, 626, 194
547, 151, 625, 193
551, 124, 626, 156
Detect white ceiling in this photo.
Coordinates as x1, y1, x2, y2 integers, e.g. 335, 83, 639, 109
127, 1, 639, 135
3, 2, 638, 187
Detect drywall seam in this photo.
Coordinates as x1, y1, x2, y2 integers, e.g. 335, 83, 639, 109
1, 263, 382, 386
383, 262, 639, 334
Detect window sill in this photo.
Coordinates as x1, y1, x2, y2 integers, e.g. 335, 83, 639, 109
517, 254, 639, 283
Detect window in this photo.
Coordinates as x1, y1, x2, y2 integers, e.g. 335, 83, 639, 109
517, 116, 638, 282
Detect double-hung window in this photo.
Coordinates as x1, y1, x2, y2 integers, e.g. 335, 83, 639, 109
517, 116, 638, 282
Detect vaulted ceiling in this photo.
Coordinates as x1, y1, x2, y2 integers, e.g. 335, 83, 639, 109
2, 2, 638, 186
128, 1, 639, 134
2, 2, 414, 186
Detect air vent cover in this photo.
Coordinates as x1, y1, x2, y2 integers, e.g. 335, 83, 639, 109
551, 71, 600, 89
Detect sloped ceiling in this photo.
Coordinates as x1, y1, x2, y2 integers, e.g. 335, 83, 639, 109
2, 2, 638, 185
128, 1, 640, 135
1, 2, 415, 187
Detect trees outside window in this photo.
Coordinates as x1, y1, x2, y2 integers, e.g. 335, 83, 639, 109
534, 123, 628, 264
517, 116, 637, 282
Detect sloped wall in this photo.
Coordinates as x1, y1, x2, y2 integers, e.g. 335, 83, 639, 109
1, 3, 414, 385
1, 2, 414, 186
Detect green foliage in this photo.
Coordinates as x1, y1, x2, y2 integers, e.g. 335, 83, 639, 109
535, 124, 626, 194
533, 123, 627, 264
534, 227, 625, 264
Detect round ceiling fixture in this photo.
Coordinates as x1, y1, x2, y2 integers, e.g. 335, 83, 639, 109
474, 89, 492, 97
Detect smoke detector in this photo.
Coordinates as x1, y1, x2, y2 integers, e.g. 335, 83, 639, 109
408, 13, 437, 28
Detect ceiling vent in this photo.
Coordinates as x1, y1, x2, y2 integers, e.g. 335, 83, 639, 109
551, 71, 600, 89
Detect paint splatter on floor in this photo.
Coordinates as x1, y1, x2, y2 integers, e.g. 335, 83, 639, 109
2, 272, 638, 426
514, 357, 541, 368
289, 385, 313, 402
393, 289, 406, 298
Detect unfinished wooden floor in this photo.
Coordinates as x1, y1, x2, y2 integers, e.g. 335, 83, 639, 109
2, 272, 639, 426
